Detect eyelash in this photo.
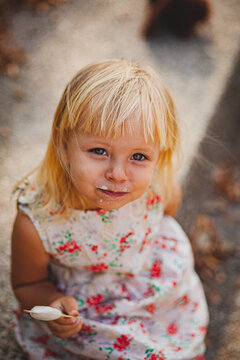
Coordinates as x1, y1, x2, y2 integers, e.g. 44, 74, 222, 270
89, 148, 148, 161
131, 153, 147, 161
89, 148, 107, 156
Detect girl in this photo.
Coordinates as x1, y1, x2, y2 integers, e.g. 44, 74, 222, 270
11, 59, 208, 360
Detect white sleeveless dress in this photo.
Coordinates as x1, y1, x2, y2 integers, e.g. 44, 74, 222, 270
12, 185, 208, 360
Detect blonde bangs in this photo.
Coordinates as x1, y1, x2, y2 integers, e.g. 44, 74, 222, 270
59, 60, 179, 152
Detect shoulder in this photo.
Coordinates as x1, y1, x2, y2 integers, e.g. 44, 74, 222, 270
11, 211, 50, 287
16, 182, 62, 223
163, 180, 182, 217
16, 181, 41, 204
12, 211, 49, 257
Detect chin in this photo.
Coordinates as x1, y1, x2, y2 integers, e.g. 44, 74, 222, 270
97, 199, 127, 210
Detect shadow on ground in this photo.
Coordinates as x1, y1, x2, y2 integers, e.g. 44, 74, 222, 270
177, 50, 240, 359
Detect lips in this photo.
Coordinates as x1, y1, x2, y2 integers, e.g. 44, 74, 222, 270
97, 188, 127, 198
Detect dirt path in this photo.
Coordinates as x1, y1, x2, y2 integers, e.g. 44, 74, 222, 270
177, 53, 240, 360
0, 0, 240, 358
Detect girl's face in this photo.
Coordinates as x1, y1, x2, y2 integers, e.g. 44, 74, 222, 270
65, 119, 158, 210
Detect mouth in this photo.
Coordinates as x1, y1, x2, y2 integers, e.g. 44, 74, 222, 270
97, 188, 128, 198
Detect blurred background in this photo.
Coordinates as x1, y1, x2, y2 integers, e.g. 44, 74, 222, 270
0, 0, 239, 359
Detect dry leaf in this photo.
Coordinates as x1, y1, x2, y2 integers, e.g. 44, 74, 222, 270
212, 157, 240, 202
190, 214, 218, 255
208, 291, 221, 305
235, 278, 240, 288
14, 89, 27, 101
6, 62, 19, 78
0, 126, 12, 138
36, 2, 50, 12
215, 271, 226, 284
203, 255, 220, 271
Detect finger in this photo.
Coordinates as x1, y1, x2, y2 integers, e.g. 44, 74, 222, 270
61, 297, 79, 316
58, 322, 82, 338
54, 314, 81, 326
50, 315, 82, 328
48, 319, 82, 338
49, 319, 81, 333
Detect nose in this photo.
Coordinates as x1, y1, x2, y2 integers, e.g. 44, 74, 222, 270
105, 159, 127, 183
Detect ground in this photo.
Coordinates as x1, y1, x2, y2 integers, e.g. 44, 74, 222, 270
0, 0, 240, 359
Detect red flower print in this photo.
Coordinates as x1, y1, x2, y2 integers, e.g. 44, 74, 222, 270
144, 350, 166, 360
12, 308, 20, 320
178, 295, 190, 306
87, 294, 104, 306
119, 231, 134, 253
149, 355, 158, 360
170, 237, 177, 252
82, 324, 92, 333
91, 245, 98, 251
144, 355, 165, 360
57, 240, 81, 254
139, 322, 147, 334
113, 334, 133, 351
88, 262, 109, 272
158, 235, 177, 252
95, 304, 114, 314
139, 227, 151, 253
96, 209, 109, 215
195, 355, 205, 360
120, 231, 134, 243
32, 335, 50, 345
167, 322, 178, 335
146, 192, 162, 207
144, 285, 155, 297
67, 241, 82, 253
43, 348, 62, 358
121, 284, 127, 293
199, 325, 207, 334
172, 281, 177, 287
111, 315, 121, 325
192, 301, 199, 312
125, 272, 135, 277
173, 347, 182, 352
150, 260, 162, 278
146, 303, 155, 314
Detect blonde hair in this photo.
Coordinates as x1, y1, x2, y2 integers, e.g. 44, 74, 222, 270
18, 59, 181, 215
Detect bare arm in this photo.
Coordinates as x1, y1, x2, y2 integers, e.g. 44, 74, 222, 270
11, 211, 62, 308
164, 181, 182, 217
11, 211, 82, 337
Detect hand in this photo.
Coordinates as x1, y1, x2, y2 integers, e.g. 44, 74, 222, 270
47, 296, 82, 338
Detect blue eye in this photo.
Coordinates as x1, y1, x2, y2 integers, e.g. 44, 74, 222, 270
131, 153, 147, 161
89, 148, 107, 156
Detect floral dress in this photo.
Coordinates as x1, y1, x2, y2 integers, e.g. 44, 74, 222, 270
12, 185, 208, 360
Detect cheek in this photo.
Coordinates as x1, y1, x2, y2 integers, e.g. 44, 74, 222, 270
132, 166, 155, 189
70, 160, 103, 185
